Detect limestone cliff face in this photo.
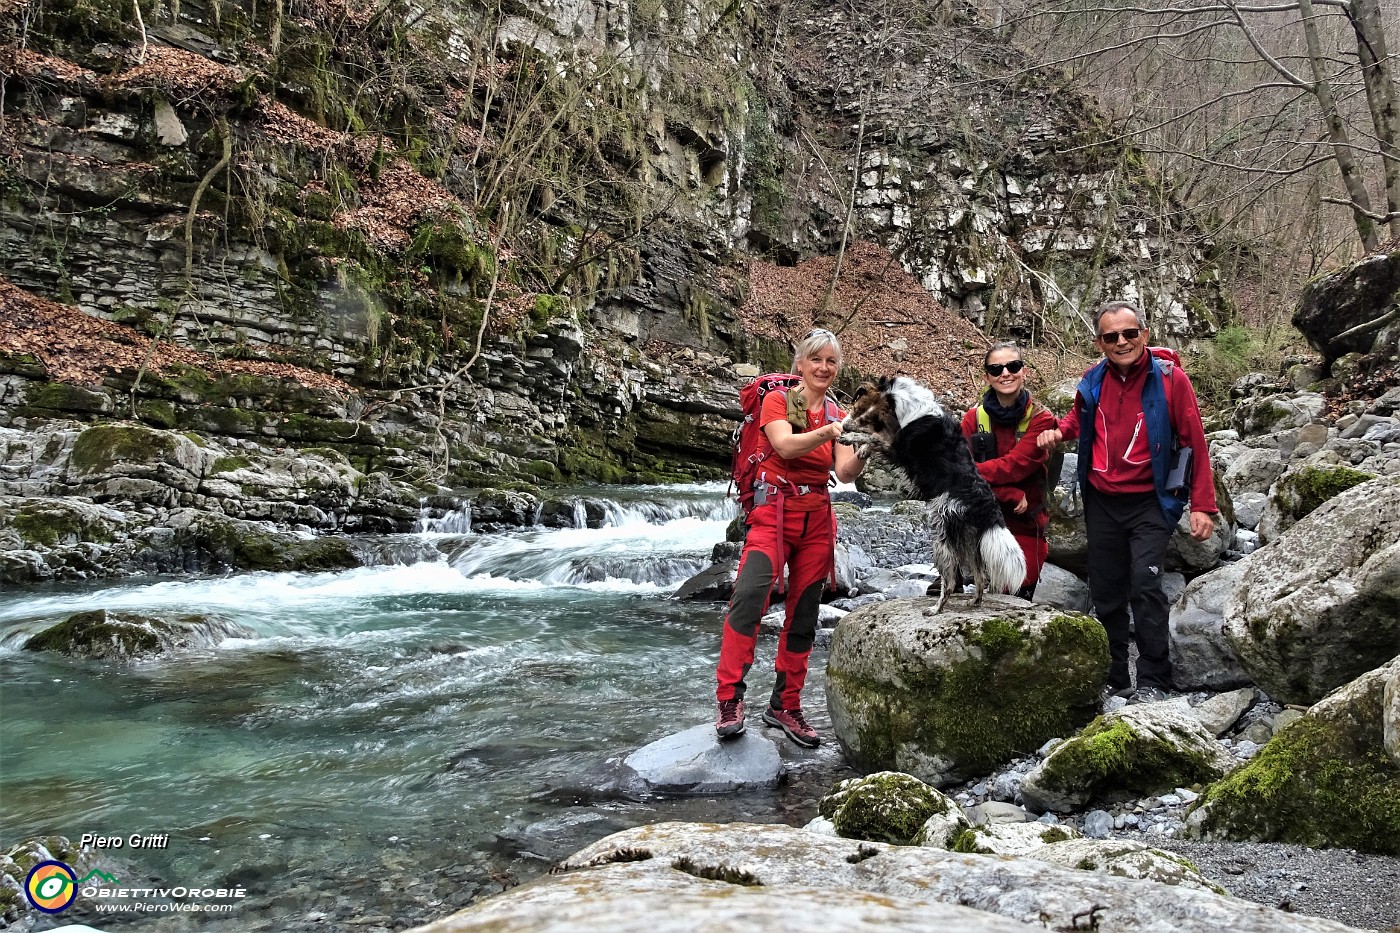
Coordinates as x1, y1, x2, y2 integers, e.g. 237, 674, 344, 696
0, 0, 1226, 486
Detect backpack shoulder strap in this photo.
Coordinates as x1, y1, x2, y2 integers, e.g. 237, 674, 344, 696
1015, 400, 1034, 437
975, 404, 990, 433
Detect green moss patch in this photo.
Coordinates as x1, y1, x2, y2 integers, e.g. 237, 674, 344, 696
1191, 701, 1400, 854
70, 424, 178, 474
1035, 716, 1225, 803
1274, 465, 1376, 523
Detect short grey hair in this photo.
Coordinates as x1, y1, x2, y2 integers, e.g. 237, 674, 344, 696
983, 341, 1022, 367
791, 327, 843, 372
1093, 300, 1146, 334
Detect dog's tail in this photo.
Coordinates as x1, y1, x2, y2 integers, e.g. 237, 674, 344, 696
980, 526, 1027, 596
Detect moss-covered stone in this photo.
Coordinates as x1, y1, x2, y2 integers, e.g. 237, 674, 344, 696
6, 501, 118, 549
1273, 465, 1376, 525
20, 381, 112, 415
822, 772, 951, 845
1029, 714, 1226, 806
827, 607, 1110, 786
136, 399, 179, 428
1188, 674, 1400, 854
22, 609, 251, 660
69, 423, 178, 475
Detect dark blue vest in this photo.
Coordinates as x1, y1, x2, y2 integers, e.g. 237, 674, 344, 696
1076, 354, 1187, 525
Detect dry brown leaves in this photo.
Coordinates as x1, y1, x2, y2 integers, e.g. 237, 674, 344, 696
259, 98, 351, 151
0, 47, 97, 86
109, 46, 247, 102
331, 159, 469, 254
0, 279, 349, 393
739, 240, 1085, 408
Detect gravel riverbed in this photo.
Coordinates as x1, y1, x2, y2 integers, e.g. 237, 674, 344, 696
1153, 840, 1400, 932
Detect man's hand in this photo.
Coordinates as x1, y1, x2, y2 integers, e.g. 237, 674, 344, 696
1189, 511, 1214, 541
1037, 428, 1063, 450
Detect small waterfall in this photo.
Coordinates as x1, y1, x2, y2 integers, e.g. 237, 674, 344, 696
415, 498, 473, 535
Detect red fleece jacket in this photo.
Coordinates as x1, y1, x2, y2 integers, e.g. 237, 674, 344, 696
1056, 350, 1218, 512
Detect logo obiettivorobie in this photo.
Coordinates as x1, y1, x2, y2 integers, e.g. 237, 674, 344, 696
25, 860, 77, 913
24, 861, 120, 914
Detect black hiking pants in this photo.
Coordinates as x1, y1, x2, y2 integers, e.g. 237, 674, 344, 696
1083, 486, 1174, 692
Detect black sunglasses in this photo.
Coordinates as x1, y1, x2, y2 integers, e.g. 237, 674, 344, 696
984, 360, 1025, 377
1097, 328, 1142, 344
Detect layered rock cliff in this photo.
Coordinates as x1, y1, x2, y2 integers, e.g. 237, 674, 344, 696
1, 0, 1228, 490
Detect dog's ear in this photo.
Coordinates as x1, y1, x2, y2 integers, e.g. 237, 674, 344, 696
877, 375, 895, 392
853, 384, 873, 401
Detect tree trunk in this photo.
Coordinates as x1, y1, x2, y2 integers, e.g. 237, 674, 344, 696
1348, 0, 1400, 242
1298, 0, 1379, 252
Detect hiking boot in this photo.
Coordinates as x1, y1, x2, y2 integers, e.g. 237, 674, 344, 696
1127, 686, 1168, 705
1099, 686, 1132, 712
716, 698, 745, 738
762, 706, 820, 748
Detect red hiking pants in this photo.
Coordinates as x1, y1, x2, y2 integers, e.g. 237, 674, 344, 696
715, 501, 834, 711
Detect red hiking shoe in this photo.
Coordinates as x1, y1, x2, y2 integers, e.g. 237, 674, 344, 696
762, 706, 820, 748
715, 698, 745, 738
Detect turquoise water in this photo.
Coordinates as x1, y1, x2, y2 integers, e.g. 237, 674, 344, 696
0, 485, 852, 930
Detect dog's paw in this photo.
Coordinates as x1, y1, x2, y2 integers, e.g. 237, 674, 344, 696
839, 431, 871, 448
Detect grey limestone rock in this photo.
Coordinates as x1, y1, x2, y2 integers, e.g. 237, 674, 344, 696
1224, 474, 1400, 705
407, 822, 1368, 933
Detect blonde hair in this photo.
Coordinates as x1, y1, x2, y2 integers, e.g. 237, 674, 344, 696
791, 328, 843, 372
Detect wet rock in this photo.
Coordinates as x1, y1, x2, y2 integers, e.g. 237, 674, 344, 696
619, 724, 782, 794
23, 608, 253, 660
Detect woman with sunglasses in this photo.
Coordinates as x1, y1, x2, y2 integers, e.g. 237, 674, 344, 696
714, 327, 867, 748
959, 342, 1057, 599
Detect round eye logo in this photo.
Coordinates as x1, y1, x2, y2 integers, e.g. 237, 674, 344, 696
25, 860, 78, 913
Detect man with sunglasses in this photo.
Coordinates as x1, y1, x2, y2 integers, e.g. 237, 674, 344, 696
1037, 300, 1217, 704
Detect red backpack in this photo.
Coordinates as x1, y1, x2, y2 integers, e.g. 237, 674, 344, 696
729, 374, 839, 516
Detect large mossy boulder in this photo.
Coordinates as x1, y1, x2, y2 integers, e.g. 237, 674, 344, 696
825, 597, 1107, 787
1185, 657, 1400, 854
66, 421, 210, 502
23, 609, 253, 660
1223, 474, 1400, 706
1019, 703, 1237, 813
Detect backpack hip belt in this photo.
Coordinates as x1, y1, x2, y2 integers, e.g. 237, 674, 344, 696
752, 479, 827, 505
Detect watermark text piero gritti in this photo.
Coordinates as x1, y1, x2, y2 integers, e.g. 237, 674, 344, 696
80, 832, 170, 849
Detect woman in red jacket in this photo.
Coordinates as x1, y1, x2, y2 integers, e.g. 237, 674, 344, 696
960, 342, 1057, 599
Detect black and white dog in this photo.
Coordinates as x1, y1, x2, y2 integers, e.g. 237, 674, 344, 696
840, 376, 1026, 612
